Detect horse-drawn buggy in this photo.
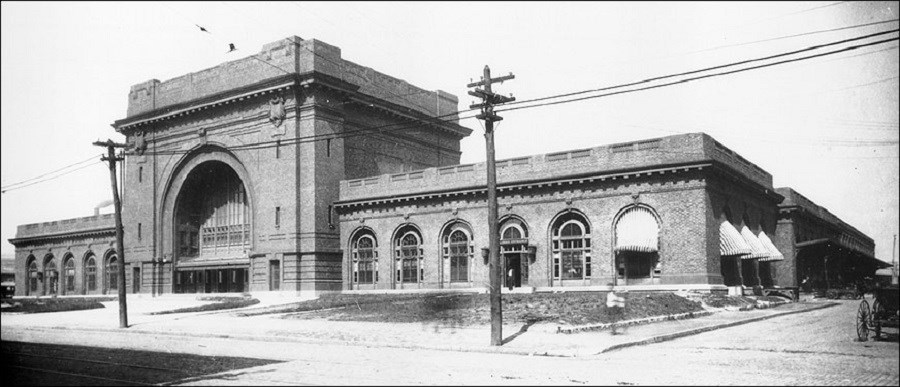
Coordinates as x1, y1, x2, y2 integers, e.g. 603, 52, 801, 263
856, 267, 899, 341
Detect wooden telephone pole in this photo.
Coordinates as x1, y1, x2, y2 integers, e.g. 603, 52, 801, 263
468, 66, 515, 346
93, 139, 129, 328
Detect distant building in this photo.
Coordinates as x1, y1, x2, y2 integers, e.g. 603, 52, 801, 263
773, 188, 885, 291
1, 257, 15, 298
8, 36, 879, 297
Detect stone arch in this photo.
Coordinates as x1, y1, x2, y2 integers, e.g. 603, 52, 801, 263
62, 252, 76, 295
547, 209, 592, 284
43, 253, 59, 295
26, 255, 39, 296
103, 249, 119, 294
611, 204, 662, 285
159, 144, 255, 262
439, 219, 474, 284
348, 226, 379, 287
83, 252, 98, 294
391, 223, 424, 285
499, 214, 529, 240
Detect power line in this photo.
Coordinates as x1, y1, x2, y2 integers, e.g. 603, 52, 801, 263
1, 154, 103, 190
496, 36, 899, 115
1, 161, 104, 194
686, 19, 898, 55
142, 28, 899, 156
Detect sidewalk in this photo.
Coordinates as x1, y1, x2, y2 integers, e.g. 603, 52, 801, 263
1, 295, 837, 358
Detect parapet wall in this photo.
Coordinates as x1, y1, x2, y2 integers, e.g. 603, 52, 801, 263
126, 36, 458, 120
340, 132, 775, 202
13, 214, 115, 241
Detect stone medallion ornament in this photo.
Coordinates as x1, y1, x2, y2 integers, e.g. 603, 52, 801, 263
269, 95, 286, 137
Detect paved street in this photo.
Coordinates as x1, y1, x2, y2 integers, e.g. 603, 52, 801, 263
3, 299, 896, 385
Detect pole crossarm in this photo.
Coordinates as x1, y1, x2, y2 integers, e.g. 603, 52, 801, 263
468, 65, 514, 347
93, 138, 129, 329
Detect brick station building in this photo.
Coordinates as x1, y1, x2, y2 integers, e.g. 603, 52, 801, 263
8, 36, 878, 297
335, 132, 789, 293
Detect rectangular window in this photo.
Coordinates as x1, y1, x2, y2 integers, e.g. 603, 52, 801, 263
585, 256, 591, 277
275, 207, 281, 228
326, 139, 331, 157
139, 166, 143, 183
449, 245, 469, 282
275, 140, 281, 159
138, 223, 142, 241
561, 251, 583, 280
270, 260, 280, 291
327, 205, 333, 227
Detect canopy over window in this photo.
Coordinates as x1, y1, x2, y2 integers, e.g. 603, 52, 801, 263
720, 221, 751, 256
740, 225, 770, 260
615, 206, 659, 253
756, 231, 784, 262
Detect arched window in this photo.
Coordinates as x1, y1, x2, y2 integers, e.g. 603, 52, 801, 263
502, 225, 522, 240
351, 232, 378, 285
614, 205, 661, 285
85, 255, 97, 292
394, 227, 423, 283
442, 224, 473, 283
27, 257, 39, 295
44, 256, 58, 295
64, 255, 76, 294
106, 254, 118, 292
551, 213, 591, 280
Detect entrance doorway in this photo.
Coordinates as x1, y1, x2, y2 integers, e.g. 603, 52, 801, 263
175, 268, 247, 293
504, 254, 527, 288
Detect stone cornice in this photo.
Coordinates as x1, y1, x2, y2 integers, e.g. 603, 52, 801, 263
8, 227, 115, 247
113, 71, 471, 139
334, 162, 714, 211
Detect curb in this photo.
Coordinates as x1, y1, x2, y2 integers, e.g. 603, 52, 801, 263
558, 310, 714, 334
597, 302, 839, 354
4, 324, 559, 358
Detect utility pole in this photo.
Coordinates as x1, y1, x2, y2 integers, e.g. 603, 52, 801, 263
94, 139, 129, 328
468, 65, 514, 346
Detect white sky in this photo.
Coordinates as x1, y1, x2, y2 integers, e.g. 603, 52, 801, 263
2, 1, 898, 264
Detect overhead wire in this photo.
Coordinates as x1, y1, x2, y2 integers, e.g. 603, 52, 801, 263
1, 161, 105, 194
1, 154, 103, 190
139, 28, 899, 155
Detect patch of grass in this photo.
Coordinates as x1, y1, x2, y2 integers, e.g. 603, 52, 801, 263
275, 292, 704, 326
149, 298, 260, 315
1, 297, 114, 314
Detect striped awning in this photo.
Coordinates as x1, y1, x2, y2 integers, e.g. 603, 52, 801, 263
739, 226, 770, 260
614, 206, 659, 253
720, 221, 751, 256
756, 231, 784, 262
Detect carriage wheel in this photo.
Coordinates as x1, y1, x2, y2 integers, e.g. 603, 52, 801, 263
871, 299, 884, 340
856, 300, 870, 341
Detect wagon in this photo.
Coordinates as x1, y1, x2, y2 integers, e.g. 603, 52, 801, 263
856, 268, 899, 341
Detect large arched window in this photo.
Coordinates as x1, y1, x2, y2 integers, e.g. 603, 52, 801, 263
551, 212, 591, 280
64, 255, 76, 294
27, 256, 39, 295
614, 205, 661, 285
442, 223, 473, 283
84, 255, 97, 293
106, 253, 118, 292
351, 231, 378, 285
394, 226, 423, 283
175, 161, 249, 259
44, 255, 58, 295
